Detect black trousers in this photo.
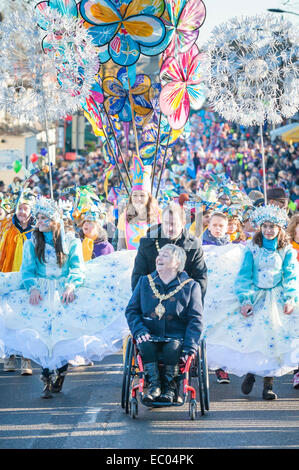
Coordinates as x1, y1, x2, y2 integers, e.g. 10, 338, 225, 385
138, 339, 182, 365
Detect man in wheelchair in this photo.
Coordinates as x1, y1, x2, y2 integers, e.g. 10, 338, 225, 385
125, 244, 203, 404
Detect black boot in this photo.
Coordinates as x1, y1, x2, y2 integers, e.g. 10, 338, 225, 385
159, 365, 179, 403
40, 369, 54, 399
52, 364, 68, 393
241, 373, 256, 395
262, 377, 277, 400
143, 362, 161, 403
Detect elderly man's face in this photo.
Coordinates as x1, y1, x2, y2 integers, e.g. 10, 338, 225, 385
162, 211, 184, 240
16, 203, 31, 225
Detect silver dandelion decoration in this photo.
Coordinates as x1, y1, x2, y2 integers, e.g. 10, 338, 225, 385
204, 14, 299, 126
0, 6, 99, 123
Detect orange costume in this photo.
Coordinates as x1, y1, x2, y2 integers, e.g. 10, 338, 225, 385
291, 240, 299, 262
0, 215, 35, 273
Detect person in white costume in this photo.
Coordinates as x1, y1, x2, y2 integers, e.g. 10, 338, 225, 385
204, 204, 299, 400
0, 197, 133, 398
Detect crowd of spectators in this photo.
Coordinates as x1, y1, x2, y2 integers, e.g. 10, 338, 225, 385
1, 113, 298, 212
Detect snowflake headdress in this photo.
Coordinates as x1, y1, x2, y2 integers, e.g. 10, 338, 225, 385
249, 204, 289, 228
33, 196, 62, 222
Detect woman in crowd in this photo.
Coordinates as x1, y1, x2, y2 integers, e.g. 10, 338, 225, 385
125, 244, 203, 403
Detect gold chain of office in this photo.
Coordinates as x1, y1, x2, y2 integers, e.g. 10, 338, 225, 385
147, 273, 192, 320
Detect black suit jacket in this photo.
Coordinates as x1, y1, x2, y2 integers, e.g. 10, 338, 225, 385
131, 224, 207, 303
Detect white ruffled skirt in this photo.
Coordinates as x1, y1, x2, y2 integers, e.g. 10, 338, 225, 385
0, 251, 136, 370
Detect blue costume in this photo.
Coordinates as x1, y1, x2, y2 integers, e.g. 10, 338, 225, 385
203, 238, 299, 377
0, 232, 133, 370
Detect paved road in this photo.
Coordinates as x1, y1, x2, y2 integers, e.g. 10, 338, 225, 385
0, 352, 298, 449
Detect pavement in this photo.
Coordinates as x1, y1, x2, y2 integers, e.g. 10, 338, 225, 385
0, 353, 298, 450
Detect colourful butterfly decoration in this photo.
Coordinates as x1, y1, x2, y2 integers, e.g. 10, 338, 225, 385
135, 83, 161, 128
80, 0, 167, 66
103, 68, 152, 122
139, 119, 182, 163
161, 0, 206, 58
159, 45, 206, 130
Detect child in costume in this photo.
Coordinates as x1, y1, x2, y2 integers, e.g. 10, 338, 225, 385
81, 208, 114, 261
227, 214, 247, 244
204, 205, 299, 400
0, 196, 132, 398
116, 156, 160, 250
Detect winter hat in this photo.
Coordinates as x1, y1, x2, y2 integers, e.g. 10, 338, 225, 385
266, 187, 288, 201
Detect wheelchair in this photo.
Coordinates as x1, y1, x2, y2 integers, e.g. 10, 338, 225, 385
121, 336, 209, 420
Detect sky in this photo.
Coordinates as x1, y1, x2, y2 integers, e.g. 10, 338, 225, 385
197, 0, 299, 46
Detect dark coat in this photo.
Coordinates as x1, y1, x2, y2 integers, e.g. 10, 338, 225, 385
125, 270, 203, 354
202, 229, 231, 246
131, 224, 207, 303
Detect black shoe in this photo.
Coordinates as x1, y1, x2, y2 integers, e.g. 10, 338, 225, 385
262, 387, 278, 400
143, 362, 161, 403
51, 374, 66, 393
159, 365, 178, 403
241, 373, 256, 395
41, 376, 53, 399
263, 377, 277, 400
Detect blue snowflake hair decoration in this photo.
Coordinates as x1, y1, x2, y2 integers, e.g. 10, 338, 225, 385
32, 196, 62, 222
83, 205, 106, 223
249, 204, 289, 229
58, 199, 73, 220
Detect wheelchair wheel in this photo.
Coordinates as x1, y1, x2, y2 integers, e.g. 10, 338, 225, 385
189, 399, 197, 421
129, 398, 138, 419
196, 347, 205, 416
197, 339, 209, 416
201, 339, 210, 411
121, 336, 134, 413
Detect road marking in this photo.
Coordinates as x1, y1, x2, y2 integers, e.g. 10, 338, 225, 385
84, 407, 102, 424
